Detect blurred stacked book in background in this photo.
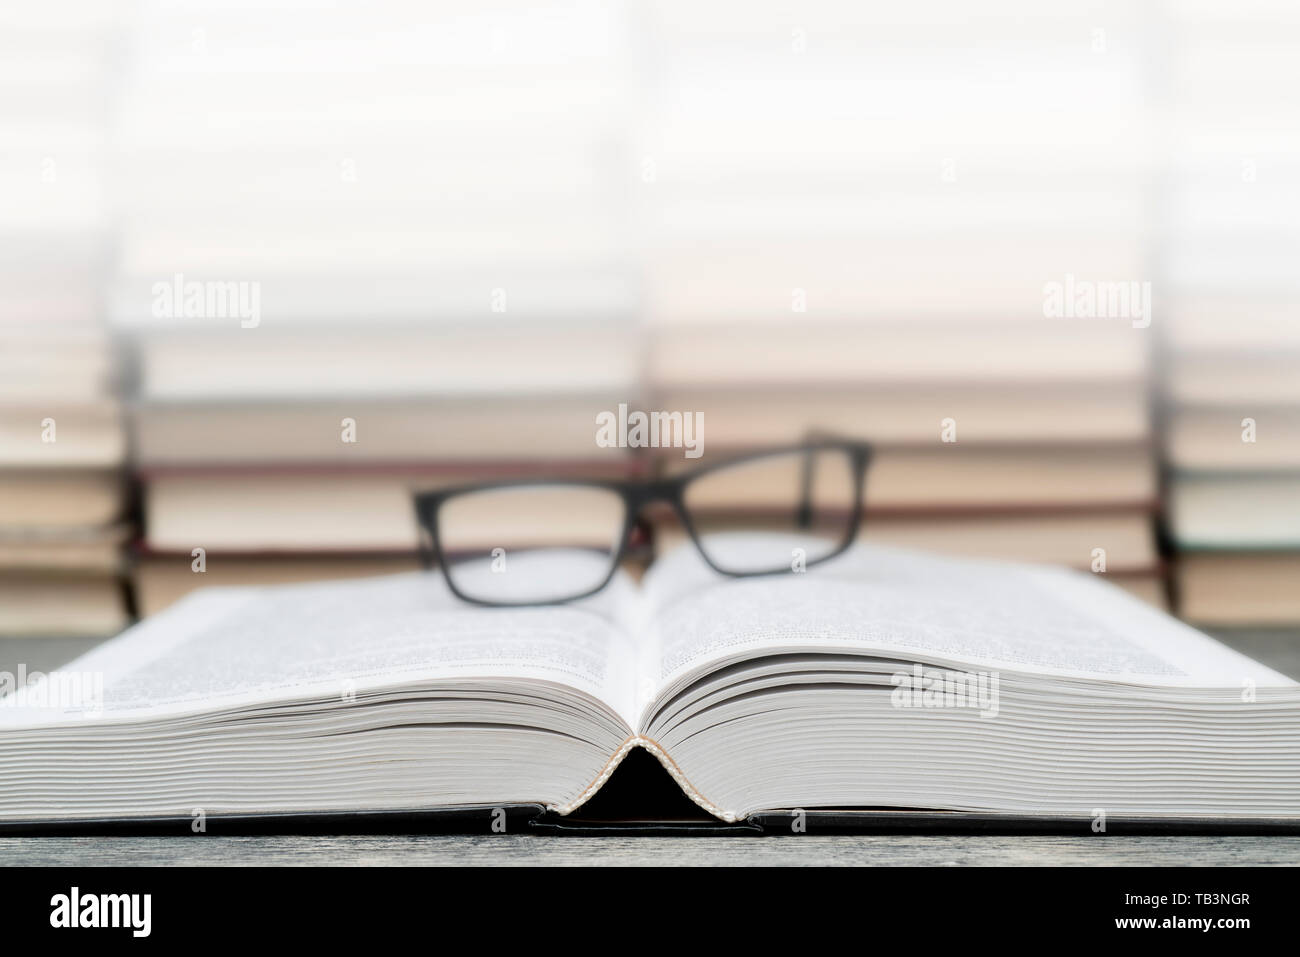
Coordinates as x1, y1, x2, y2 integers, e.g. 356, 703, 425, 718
107, 1, 640, 615
1162, 2, 1300, 625
0, 5, 128, 636
638, 3, 1165, 607
4, 1, 1298, 637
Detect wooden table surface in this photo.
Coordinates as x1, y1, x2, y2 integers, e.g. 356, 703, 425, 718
2, 833, 1298, 866
1, 629, 1297, 867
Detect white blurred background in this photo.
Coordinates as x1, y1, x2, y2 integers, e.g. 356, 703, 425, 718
2, 0, 1298, 635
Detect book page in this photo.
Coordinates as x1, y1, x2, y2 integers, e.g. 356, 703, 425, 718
1, 570, 642, 729
639, 535, 1296, 705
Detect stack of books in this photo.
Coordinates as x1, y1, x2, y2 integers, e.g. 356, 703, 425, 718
638, 6, 1163, 605
0, 7, 128, 636
1162, 5, 1300, 626
107, 1, 641, 615
1164, 310, 1300, 625
118, 320, 642, 615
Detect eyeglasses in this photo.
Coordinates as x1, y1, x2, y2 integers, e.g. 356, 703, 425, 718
413, 439, 872, 606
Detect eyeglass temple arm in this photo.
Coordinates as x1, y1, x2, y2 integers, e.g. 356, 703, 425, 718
414, 503, 437, 570
796, 447, 815, 530
796, 430, 871, 529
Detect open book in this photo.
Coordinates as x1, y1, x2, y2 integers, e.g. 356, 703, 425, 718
2, 536, 1298, 829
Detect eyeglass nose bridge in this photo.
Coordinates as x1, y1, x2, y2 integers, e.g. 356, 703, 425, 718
626, 478, 684, 508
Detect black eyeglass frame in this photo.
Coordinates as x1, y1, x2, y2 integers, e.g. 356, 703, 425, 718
413, 438, 873, 607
